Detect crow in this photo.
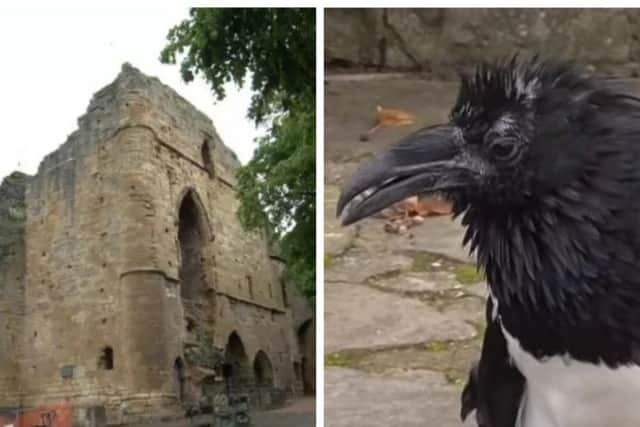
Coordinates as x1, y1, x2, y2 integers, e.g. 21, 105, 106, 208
336, 55, 640, 427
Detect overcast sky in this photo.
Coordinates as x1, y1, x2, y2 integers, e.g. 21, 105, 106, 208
0, 6, 265, 180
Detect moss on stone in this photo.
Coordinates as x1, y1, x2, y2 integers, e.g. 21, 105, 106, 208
335, 337, 482, 380
444, 368, 465, 386
347, 152, 375, 162
410, 251, 440, 272
409, 250, 484, 287
368, 268, 406, 283
453, 264, 484, 285
324, 254, 333, 268
424, 339, 453, 352
325, 351, 359, 367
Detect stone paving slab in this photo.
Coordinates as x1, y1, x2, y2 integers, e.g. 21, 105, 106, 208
352, 338, 482, 385
326, 248, 414, 284
325, 367, 474, 427
439, 295, 486, 326
325, 281, 476, 353
324, 76, 485, 427
355, 214, 475, 264
374, 270, 462, 293
327, 215, 475, 284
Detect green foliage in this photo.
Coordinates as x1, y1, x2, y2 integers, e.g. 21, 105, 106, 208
161, 8, 315, 124
161, 8, 316, 300
235, 101, 315, 299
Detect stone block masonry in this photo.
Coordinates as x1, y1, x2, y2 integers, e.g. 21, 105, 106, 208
325, 9, 640, 76
0, 63, 314, 426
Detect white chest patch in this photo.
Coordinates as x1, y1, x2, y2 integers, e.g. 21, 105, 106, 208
491, 292, 640, 427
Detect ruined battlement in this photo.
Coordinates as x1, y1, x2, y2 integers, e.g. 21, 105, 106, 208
33, 63, 239, 201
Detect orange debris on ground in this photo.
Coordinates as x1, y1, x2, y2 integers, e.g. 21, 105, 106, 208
360, 105, 416, 141
378, 196, 453, 234
357, 106, 451, 230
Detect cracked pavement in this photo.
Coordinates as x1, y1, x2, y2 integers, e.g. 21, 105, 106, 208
324, 75, 483, 427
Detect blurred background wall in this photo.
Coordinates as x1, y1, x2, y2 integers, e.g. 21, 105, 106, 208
325, 9, 640, 77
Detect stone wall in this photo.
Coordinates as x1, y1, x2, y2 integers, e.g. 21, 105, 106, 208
272, 253, 316, 394
0, 64, 310, 425
0, 172, 28, 406
325, 9, 640, 76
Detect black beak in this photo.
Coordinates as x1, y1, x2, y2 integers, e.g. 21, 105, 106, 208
337, 125, 474, 225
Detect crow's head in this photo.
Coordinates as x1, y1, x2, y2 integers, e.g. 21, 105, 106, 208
337, 55, 640, 226
339, 55, 640, 367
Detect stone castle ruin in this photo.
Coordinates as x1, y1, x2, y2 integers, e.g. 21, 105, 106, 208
0, 64, 314, 425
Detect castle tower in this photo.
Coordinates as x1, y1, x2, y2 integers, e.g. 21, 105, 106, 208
1, 64, 302, 425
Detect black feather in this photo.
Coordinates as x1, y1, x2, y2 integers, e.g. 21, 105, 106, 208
447, 55, 640, 424
460, 298, 525, 427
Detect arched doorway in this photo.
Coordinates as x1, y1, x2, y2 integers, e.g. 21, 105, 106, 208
178, 191, 205, 301
224, 332, 250, 390
298, 319, 315, 394
253, 351, 274, 387
173, 357, 185, 402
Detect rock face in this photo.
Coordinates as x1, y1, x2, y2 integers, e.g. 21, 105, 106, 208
325, 9, 640, 75
0, 64, 314, 425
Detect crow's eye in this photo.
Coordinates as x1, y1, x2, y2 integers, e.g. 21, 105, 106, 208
488, 138, 519, 162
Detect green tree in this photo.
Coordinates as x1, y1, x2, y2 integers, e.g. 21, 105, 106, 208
161, 8, 316, 301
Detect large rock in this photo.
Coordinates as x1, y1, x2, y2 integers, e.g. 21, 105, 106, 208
325, 9, 640, 74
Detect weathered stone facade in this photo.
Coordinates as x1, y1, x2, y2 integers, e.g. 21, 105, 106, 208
0, 64, 314, 425
326, 9, 640, 76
